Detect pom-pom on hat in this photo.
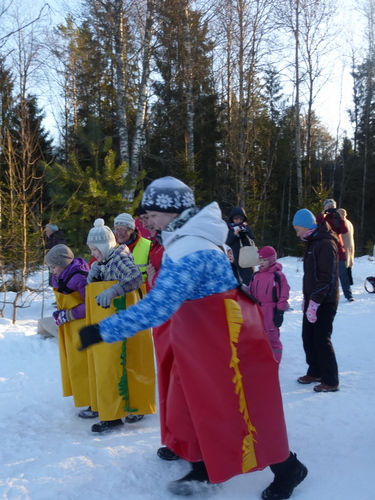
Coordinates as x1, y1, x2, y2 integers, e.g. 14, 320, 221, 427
323, 199, 336, 211
142, 176, 195, 213
87, 218, 116, 261
114, 213, 135, 230
258, 246, 277, 264
46, 244, 74, 268
292, 209, 317, 230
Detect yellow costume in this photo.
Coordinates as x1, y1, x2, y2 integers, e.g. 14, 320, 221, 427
85, 281, 156, 421
54, 290, 90, 407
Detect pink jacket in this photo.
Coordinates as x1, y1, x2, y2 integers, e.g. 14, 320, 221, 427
248, 262, 290, 332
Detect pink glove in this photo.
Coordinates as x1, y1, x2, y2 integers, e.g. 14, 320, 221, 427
306, 300, 319, 323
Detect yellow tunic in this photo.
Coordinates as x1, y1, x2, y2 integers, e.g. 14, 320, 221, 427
54, 290, 90, 407
85, 281, 156, 421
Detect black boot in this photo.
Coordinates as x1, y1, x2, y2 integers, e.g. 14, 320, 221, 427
167, 461, 218, 496
157, 446, 180, 461
262, 452, 308, 500
91, 419, 124, 433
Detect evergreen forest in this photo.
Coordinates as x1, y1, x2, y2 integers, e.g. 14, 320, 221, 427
1, 0, 374, 288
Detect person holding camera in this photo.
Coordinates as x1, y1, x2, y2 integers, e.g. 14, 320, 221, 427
316, 199, 354, 302
226, 207, 256, 286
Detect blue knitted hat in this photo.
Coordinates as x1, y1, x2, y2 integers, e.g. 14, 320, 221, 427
292, 209, 317, 230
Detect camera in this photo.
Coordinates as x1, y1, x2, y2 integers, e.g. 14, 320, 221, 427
325, 208, 337, 214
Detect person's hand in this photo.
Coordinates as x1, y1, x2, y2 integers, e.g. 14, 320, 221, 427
78, 324, 103, 350
87, 263, 102, 283
146, 263, 156, 286
305, 300, 319, 323
53, 310, 68, 326
273, 309, 284, 328
95, 284, 125, 308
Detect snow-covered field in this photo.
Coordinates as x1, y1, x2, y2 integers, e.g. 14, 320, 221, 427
1, 256, 374, 500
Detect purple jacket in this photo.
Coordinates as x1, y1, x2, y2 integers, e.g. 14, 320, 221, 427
51, 258, 89, 320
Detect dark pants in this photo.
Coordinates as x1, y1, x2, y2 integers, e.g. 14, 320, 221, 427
302, 302, 339, 386
339, 260, 353, 299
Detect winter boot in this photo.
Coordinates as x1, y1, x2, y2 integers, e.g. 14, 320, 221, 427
167, 461, 219, 496
91, 419, 124, 433
157, 446, 180, 461
78, 406, 99, 419
262, 452, 308, 500
125, 414, 144, 423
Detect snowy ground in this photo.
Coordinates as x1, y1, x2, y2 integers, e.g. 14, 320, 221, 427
0, 256, 374, 500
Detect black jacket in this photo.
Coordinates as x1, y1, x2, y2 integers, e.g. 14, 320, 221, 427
302, 220, 339, 307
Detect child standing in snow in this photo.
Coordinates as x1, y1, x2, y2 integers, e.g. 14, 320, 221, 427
84, 219, 156, 433
45, 244, 91, 410
247, 246, 290, 363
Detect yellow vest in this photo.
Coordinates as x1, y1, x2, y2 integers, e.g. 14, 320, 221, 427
132, 237, 151, 282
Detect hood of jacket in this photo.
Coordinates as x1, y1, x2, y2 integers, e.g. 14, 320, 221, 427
228, 206, 248, 223
161, 202, 228, 257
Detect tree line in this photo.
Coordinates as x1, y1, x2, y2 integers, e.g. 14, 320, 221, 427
1, 0, 374, 298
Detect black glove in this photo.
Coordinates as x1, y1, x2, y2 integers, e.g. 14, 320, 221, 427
78, 324, 103, 350
273, 308, 284, 328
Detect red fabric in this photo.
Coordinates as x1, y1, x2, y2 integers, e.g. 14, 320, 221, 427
152, 288, 290, 483
145, 240, 164, 292
135, 217, 152, 240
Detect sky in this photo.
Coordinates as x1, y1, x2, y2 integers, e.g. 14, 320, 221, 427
1, 254, 375, 499
15, 0, 364, 145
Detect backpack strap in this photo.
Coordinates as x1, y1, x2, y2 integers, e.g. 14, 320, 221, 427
272, 272, 281, 303
57, 269, 88, 294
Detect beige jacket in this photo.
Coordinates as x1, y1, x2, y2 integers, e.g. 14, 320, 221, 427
337, 209, 355, 268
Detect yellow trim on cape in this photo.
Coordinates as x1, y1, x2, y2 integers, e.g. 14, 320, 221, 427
224, 298, 258, 473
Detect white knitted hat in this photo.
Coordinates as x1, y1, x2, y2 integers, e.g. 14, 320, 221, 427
114, 213, 135, 230
87, 218, 116, 261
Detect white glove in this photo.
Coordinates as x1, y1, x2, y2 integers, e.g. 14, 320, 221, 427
95, 284, 125, 308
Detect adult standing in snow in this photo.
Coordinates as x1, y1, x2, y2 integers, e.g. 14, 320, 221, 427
84, 219, 156, 432
316, 199, 354, 302
293, 209, 340, 393
45, 244, 91, 410
226, 206, 256, 286
336, 208, 355, 286
79, 177, 307, 500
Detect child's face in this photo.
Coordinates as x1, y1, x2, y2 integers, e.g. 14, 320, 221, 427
48, 264, 65, 277
259, 258, 270, 270
232, 216, 244, 225
227, 248, 234, 263
88, 245, 103, 262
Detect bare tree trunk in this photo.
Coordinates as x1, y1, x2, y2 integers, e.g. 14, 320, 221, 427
114, 0, 130, 167
294, 0, 303, 206
183, 1, 195, 172
131, 0, 155, 178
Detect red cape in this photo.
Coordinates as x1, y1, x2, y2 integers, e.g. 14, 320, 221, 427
153, 288, 290, 483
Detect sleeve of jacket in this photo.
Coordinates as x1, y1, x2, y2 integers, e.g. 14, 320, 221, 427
69, 274, 87, 320
309, 239, 338, 304
277, 272, 290, 311
111, 252, 143, 293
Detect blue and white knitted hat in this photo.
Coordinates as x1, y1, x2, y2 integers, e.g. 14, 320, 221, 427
142, 176, 195, 213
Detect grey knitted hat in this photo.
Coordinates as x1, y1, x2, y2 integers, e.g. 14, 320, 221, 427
323, 199, 336, 211
87, 218, 116, 261
45, 244, 74, 268
141, 176, 195, 213
114, 213, 135, 230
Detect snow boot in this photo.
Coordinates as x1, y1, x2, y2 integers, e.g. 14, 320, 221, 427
167, 461, 218, 496
262, 452, 308, 500
125, 414, 144, 424
91, 419, 124, 433
157, 446, 180, 461
78, 407, 99, 419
